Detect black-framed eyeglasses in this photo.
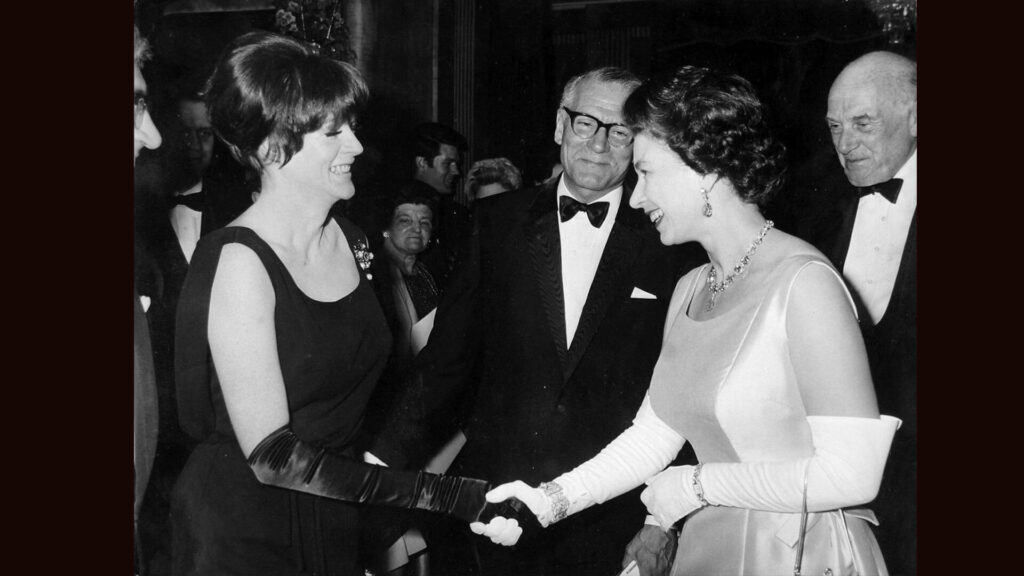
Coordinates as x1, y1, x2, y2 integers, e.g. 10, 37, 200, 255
134, 93, 149, 129
561, 106, 634, 147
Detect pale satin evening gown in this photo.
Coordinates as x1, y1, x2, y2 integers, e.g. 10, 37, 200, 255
648, 253, 890, 576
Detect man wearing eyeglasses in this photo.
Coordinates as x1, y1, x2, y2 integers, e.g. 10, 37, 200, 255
370, 67, 701, 576
134, 23, 162, 576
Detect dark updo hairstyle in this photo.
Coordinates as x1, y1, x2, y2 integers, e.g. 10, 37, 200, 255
205, 31, 369, 171
623, 65, 786, 206
386, 180, 439, 229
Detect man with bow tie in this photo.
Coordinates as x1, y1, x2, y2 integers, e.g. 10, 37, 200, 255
801, 50, 917, 575
369, 67, 701, 576
135, 74, 255, 574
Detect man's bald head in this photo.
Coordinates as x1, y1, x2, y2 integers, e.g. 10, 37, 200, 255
826, 51, 916, 187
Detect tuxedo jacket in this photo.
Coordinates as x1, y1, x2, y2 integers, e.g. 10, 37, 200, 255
372, 178, 702, 565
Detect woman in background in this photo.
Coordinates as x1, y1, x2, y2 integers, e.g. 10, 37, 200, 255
375, 182, 442, 366
464, 157, 523, 202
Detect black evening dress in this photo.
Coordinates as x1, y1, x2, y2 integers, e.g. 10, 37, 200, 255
171, 216, 391, 576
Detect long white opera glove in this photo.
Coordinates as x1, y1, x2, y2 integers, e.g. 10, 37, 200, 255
641, 415, 900, 530
543, 395, 686, 524
473, 394, 685, 547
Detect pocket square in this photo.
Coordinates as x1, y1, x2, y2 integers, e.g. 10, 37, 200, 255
630, 287, 657, 300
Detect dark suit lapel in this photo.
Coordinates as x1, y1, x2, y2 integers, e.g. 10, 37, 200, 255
879, 208, 916, 323
564, 192, 642, 380
524, 182, 569, 369
831, 192, 859, 271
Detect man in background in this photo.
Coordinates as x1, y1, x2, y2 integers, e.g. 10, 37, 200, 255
800, 50, 917, 575
372, 67, 701, 576
409, 122, 470, 285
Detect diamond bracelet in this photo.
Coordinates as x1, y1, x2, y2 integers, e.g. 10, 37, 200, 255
539, 481, 569, 523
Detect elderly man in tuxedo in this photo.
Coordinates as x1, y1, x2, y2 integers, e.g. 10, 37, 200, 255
371, 67, 700, 576
802, 50, 917, 575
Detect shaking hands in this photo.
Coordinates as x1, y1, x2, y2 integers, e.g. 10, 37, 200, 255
469, 480, 548, 546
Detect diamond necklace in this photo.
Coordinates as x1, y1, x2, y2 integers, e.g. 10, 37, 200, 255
705, 220, 774, 311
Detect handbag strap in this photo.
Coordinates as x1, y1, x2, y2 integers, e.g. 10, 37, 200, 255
793, 465, 809, 575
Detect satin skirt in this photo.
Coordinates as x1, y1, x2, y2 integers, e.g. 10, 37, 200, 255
671, 506, 889, 576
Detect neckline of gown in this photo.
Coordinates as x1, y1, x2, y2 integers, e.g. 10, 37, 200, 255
221, 216, 365, 306
683, 264, 758, 323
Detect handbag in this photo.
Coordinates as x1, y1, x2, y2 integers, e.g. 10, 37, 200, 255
793, 470, 868, 576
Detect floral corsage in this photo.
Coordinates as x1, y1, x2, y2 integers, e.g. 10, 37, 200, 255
353, 237, 374, 281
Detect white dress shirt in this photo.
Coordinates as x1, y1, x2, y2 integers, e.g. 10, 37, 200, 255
557, 176, 622, 347
843, 150, 917, 325
170, 182, 204, 264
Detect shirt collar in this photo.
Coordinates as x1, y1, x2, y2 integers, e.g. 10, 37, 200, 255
893, 149, 917, 210
894, 149, 916, 186
556, 175, 623, 230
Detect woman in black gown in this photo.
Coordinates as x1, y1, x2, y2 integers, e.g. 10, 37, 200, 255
171, 32, 520, 576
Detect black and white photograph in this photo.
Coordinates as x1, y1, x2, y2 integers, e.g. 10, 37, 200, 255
133, 1, 917, 574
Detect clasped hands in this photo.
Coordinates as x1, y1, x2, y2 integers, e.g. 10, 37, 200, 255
470, 480, 548, 545
470, 465, 703, 547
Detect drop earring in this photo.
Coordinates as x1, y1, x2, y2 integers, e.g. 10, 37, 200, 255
702, 188, 713, 218
382, 231, 390, 239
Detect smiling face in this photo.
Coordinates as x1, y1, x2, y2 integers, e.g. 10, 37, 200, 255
387, 203, 434, 256
555, 78, 634, 203
276, 120, 363, 200
827, 67, 917, 187
629, 133, 708, 246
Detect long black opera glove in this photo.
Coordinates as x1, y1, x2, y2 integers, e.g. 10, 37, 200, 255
247, 425, 539, 530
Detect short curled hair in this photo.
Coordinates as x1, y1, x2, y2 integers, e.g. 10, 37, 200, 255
623, 66, 786, 206
386, 180, 439, 228
205, 31, 368, 170
467, 157, 522, 197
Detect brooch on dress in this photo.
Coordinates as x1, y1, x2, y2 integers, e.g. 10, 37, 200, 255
353, 238, 374, 281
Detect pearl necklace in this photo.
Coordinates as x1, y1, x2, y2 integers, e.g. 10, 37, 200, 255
705, 220, 774, 311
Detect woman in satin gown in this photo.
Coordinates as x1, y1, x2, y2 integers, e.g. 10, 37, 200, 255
472, 65, 900, 575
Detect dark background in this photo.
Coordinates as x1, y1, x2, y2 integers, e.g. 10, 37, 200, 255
124, 1, 931, 575
134, 0, 915, 231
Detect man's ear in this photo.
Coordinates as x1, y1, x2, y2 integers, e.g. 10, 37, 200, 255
415, 155, 430, 171
554, 108, 567, 146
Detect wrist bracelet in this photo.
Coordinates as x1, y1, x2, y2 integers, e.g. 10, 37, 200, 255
539, 481, 569, 523
692, 464, 710, 508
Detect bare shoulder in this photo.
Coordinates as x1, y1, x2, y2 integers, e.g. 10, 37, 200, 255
213, 241, 275, 305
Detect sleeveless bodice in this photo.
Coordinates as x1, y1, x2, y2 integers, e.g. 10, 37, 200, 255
171, 216, 392, 575
648, 256, 838, 465
176, 217, 391, 449
646, 253, 887, 575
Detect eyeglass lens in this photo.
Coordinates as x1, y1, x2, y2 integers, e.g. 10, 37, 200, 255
564, 107, 633, 146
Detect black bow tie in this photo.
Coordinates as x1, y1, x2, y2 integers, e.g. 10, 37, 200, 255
856, 178, 903, 204
559, 195, 610, 228
172, 192, 205, 212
